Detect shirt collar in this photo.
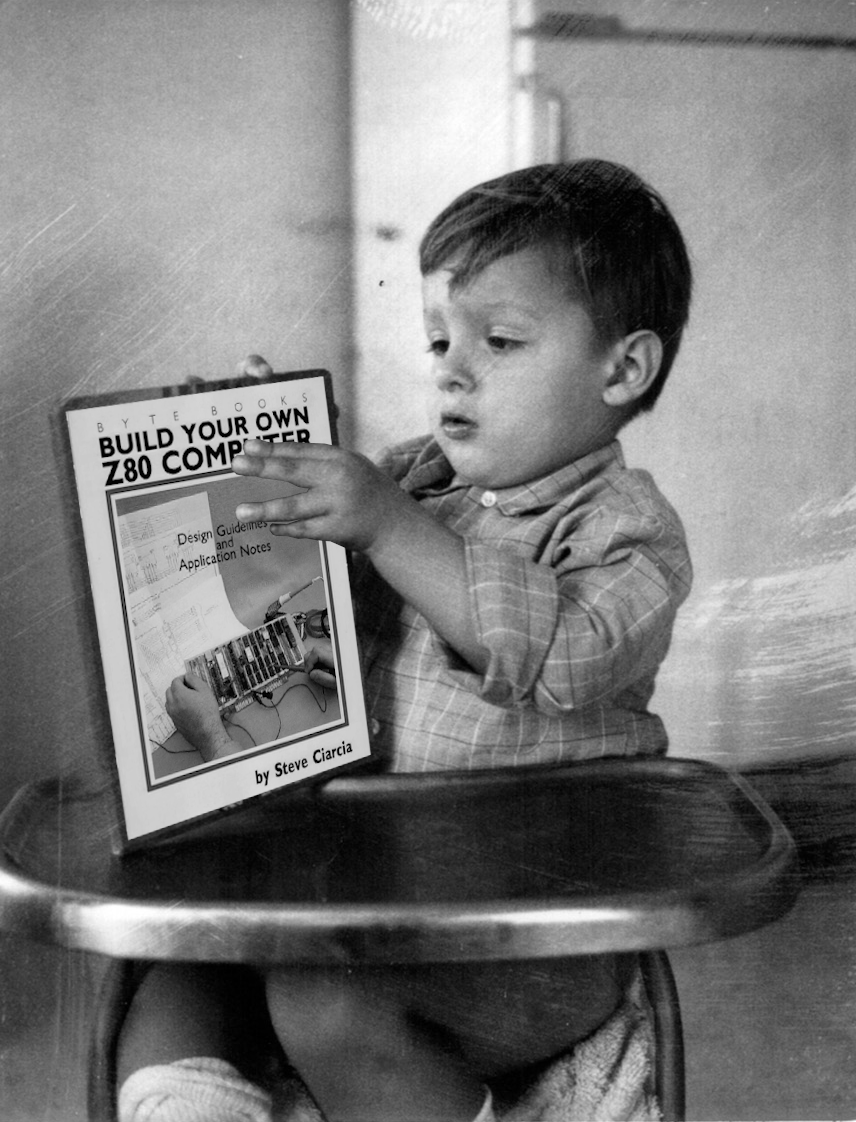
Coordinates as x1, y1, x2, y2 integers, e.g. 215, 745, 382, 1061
401, 438, 625, 516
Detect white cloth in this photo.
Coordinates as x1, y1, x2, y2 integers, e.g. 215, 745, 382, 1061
474, 1088, 497, 1122
496, 972, 661, 1122
266, 1083, 495, 1122
118, 1056, 273, 1122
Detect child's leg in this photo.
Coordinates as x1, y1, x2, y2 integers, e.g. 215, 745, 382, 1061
116, 963, 280, 1122
399, 953, 636, 1078
265, 966, 490, 1122
265, 954, 631, 1121
116, 964, 271, 1083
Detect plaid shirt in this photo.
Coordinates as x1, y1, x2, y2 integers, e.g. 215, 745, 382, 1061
352, 436, 692, 772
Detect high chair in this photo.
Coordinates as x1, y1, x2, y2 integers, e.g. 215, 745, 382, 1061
0, 756, 798, 1122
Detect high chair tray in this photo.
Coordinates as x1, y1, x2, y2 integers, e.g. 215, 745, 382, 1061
0, 758, 797, 963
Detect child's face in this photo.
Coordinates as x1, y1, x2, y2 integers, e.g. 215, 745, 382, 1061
422, 246, 619, 489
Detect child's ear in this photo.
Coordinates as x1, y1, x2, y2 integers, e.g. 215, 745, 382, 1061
601, 330, 663, 407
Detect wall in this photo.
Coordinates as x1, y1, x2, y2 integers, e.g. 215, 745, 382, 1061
2, 1, 854, 1116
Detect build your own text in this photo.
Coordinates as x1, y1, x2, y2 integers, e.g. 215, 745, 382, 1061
96, 398, 312, 486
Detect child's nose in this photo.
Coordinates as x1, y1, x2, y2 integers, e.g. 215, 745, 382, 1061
435, 346, 477, 393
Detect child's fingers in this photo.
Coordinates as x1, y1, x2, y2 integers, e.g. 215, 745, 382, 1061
236, 354, 272, 379
268, 515, 333, 541
244, 438, 335, 461
235, 497, 300, 523
236, 488, 329, 526
232, 440, 337, 483
231, 440, 293, 480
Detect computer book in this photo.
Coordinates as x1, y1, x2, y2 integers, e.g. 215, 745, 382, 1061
63, 370, 371, 847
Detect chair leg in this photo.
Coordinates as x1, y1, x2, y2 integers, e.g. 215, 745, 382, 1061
639, 950, 685, 1122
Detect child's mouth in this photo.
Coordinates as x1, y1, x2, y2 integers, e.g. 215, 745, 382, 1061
440, 412, 476, 440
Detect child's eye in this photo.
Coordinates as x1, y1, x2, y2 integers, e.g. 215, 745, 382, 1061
426, 339, 449, 356
487, 335, 521, 352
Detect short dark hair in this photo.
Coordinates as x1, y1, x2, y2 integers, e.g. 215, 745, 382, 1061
419, 159, 692, 415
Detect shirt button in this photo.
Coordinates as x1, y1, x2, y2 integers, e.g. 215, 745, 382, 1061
480, 491, 497, 508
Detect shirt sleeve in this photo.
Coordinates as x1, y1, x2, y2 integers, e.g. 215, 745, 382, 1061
435, 513, 692, 715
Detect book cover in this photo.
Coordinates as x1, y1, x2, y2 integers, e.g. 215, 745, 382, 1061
64, 370, 371, 846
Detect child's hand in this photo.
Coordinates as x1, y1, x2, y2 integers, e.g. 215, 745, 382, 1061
232, 439, 406, 554
235, 354, 273, 380
165, 673, 234, 761
236, 441, 490, 676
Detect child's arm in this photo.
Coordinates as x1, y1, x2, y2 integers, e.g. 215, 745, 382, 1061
232, 440, 491, 675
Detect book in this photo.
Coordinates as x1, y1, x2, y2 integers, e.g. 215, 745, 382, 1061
63, 370, 371, 847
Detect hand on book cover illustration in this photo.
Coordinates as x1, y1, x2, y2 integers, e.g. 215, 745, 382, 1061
166, 639, 338, 762
304, 637, 337, 691
165, 673, 236, 763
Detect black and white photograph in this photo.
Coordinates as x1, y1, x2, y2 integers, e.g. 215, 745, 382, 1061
0, 1, 854, 1119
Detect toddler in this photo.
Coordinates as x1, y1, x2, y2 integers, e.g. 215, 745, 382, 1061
119, 158, 693, 1122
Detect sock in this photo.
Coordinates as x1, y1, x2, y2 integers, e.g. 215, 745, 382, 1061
473, 1086, 497, 1122
118, 1056, 273, 1122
